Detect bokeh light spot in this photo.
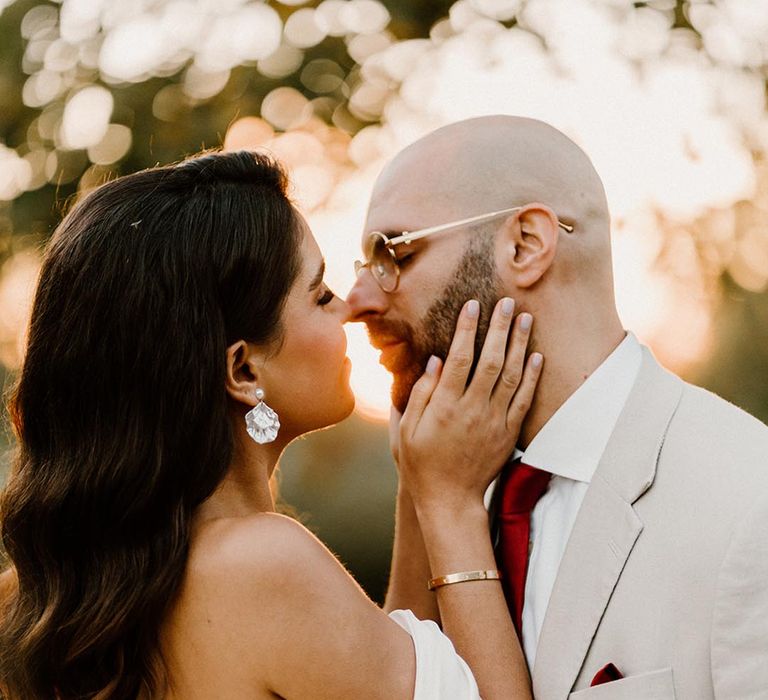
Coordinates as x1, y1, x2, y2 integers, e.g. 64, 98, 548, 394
61, 85, 113, 150
224, 117, 275, 151
284, 8, 327, 49
87, 123, 132, 165
261, 87, 312, 130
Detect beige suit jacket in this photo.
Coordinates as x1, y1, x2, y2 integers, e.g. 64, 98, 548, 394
531, 347, 768, 700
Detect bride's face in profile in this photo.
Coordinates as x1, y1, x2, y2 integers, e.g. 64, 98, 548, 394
248, 214, 355, 440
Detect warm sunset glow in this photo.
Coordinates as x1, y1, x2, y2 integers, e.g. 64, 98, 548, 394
345, 324, 393, 422
217, 0, 767, 421
2, 0, 767, 424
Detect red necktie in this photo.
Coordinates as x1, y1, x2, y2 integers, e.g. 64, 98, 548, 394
495, 461, 552, 640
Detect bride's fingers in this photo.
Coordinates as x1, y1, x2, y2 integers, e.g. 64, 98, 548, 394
492, 311, 533, 408
506, 351, 543, 430
432, 300, 479, 400
400, 355, 443, 433
465, 297, 515, 400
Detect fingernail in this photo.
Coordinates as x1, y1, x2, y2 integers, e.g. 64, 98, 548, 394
466, 300, 479, 318
520, 313, 533, 330
426, 355, 440, 375
532, 352, 543, 368
501, 298, 515, 316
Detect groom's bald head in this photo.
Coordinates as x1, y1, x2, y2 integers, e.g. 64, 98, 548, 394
368, 115, 612, 282
376, 116, 605, 208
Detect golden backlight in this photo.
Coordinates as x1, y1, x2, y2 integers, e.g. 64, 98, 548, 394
2, 0, 767, 425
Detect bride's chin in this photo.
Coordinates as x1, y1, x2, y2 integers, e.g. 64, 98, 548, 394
337, 363, 356, 420
335, 389, 356, 423
329, 391, 356, 428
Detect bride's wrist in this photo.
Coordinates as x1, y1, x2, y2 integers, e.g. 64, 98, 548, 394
417, 505, 496, 577
414, 498, 489, 536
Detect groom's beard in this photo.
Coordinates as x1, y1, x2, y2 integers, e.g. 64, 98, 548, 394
368, 236, 502, 414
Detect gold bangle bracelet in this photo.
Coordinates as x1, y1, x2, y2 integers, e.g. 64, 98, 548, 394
427, 569, 502, 591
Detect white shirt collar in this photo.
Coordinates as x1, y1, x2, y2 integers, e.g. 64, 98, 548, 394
516, 332, 642, 484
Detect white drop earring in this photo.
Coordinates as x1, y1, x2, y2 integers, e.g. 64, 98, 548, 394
245, 388, 280, 444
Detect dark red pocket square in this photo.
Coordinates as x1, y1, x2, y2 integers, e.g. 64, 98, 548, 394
591, 663, 624, 686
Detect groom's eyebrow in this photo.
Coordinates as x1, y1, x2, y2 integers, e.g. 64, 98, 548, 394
309, 260, 326, 291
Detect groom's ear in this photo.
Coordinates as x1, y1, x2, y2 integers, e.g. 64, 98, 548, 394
499, 203, 559, 288
225, 340, 264, 406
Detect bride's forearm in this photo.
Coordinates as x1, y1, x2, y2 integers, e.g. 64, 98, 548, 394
383, 486, 441, 622
416, 501, 533, 700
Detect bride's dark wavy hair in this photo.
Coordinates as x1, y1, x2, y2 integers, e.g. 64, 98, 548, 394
0, 150, 301, 699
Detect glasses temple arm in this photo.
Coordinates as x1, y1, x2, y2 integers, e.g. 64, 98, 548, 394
387, 207, 572, 246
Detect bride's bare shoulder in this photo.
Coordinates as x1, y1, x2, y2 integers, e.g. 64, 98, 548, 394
181, 512, 359, 616
193, 511, 319, 568
166, 513, 371, 670
164, 514, 404, 698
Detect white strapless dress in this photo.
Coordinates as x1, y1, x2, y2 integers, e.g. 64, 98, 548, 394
388, 610, 481, 699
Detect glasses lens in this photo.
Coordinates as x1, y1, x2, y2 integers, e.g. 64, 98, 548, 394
367, 233, 398, 292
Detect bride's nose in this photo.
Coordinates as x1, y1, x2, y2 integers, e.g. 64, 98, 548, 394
335, 295, 353, 323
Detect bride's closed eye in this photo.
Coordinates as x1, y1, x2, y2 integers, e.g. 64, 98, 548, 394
317, 287, 335, 306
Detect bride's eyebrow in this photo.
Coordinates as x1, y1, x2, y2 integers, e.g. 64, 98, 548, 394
308, 259, 326, 291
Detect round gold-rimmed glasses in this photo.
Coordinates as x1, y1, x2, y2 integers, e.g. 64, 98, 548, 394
354, 205, 574, 293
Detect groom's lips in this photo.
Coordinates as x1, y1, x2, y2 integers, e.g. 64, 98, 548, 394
369, 334, 408, 370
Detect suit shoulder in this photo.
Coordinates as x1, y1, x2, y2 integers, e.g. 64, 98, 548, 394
680, 381, 767, 427
674, 381, 768, 452
659, 381, 768, 500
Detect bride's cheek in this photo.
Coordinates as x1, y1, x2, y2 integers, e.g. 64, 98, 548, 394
299, 328, 346, 383
323, 317, 348, 364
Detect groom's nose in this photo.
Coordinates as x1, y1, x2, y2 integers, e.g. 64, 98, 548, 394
346, 268, 389, 321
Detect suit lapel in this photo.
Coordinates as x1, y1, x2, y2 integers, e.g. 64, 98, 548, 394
532, 348, 684, 699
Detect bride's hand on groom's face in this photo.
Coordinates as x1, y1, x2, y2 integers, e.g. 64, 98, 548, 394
396, 298, 543, 517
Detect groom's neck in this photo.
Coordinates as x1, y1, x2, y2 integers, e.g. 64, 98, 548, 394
517, 316, 626, 450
